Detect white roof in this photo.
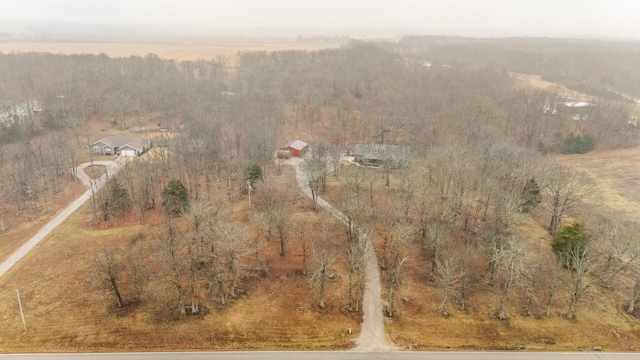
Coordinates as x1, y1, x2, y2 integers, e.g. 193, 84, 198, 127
563, 101, 592, 108
285, 140, 308, 150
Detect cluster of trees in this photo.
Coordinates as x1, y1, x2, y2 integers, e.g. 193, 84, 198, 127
0, 129, 79, 220
2, 38, 638, 323
400, 36, 640, 100
321, 131, 636, 320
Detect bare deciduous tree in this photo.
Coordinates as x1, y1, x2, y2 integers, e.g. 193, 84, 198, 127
435, 255, 467, 317
494, 234, 528, 319
543, 167, 595, 234
94, 245, 124, 308
309, 220, 338, 309
384, 221, 414, 317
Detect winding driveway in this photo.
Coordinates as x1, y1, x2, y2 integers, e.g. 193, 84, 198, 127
295, 164, 395, 352
0, 158, 127, 278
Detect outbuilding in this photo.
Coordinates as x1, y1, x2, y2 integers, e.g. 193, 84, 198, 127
282, 140, 308, 157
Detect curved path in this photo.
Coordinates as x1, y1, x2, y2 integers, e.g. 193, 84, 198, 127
0, 158, 127, 278
295, 164, 395, 352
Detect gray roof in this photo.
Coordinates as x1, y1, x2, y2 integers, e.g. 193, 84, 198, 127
353, 144, 409, 162
93, 136, 150, 152
285, 140, 308, 151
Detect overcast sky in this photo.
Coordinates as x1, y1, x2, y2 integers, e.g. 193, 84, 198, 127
1, 0, 639, 38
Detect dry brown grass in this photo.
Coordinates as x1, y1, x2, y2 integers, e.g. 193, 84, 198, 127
320, 161, 640, 351
0, 164, 360, 352
547, 146, 640, 221
0, 42, 338, 64
511, 73, 590, 99
0, 178, 85, 264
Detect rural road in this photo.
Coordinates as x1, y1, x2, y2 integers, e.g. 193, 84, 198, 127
295, 162, 394, 351
0, 158, 127, 278
0, 351, 638, 360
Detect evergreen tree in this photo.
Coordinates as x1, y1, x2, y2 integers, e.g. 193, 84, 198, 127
162, 179, 189, 215
552, 222, 590, 269
521, 178, 542, 213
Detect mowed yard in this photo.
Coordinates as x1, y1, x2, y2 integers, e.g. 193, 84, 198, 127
0, 165, 360, 352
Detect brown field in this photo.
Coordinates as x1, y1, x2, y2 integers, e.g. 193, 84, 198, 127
0, 164, 360, 352
548, 146, 640, 221
0, 42, 339, 63
511, 73, 591, 99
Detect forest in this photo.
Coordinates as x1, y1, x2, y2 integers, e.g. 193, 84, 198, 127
1, 38, 640, 350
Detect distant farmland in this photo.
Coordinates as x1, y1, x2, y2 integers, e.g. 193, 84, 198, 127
0, 41, 338, 62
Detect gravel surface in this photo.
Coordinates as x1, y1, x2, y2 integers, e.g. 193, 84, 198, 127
295, 162, 395, 351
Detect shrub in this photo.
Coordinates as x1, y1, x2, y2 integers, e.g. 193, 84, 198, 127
564, 133, 596, 154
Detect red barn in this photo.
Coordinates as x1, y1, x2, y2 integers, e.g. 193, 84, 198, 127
282, 140, 308, 157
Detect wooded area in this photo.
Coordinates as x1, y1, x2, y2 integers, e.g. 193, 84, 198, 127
1, 37, 640, 350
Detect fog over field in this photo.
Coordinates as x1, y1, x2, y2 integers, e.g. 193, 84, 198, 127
0, 0, 638, 39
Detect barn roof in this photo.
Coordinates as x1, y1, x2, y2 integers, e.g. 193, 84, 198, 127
285, 140, 308, 150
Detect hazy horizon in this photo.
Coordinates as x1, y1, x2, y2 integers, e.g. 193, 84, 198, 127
0, 0, 639, 40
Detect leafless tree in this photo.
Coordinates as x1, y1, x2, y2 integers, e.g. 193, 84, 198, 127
214, 222, 259, 301
625, 223, 640, 314
543, 167, 595, 234
563, 240, 601, 319
434, 255, 467, 317
128, 234, 147, 303
258, 179, 291, 256
346, 228, 370, 312
592, 218, 636, 289
161, 221, 187, 315
94, 245, 124, 308
309, 220, 338, 309
384, 221, 414, 317
494, 234, 528, 320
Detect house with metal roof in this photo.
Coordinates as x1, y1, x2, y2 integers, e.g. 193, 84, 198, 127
353, 144, 410, 167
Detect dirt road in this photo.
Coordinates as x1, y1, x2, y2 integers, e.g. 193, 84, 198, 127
0, 159, 126, 278
295, 163, 395, 352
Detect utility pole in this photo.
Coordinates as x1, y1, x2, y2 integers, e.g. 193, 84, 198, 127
15, 289, 26, 333
247, 181, 251, 207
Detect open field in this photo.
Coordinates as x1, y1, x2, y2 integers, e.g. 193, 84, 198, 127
0, 42, 339, 63
548, 146, 640, 221
511, 73, 591, 100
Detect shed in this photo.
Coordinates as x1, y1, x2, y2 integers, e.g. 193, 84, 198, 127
282, 140, 308, 157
